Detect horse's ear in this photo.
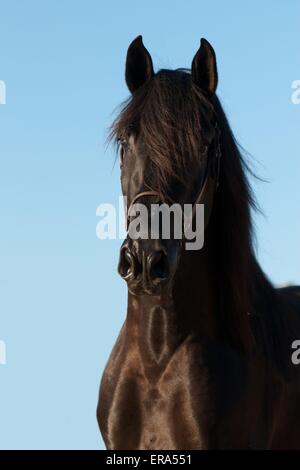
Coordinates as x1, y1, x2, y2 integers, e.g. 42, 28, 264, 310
191, 38, 218, 95
125, 35, 154, 93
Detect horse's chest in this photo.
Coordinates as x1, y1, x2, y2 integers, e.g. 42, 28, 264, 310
103, 340, 211, 450
137, 374, 203, 450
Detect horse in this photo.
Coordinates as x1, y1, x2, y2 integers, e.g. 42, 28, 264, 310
97, 36, 300, 449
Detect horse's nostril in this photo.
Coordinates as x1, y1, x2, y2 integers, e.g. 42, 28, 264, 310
119, 244, 171, 290
118, 247, 136, 279
148, 251, 169, 282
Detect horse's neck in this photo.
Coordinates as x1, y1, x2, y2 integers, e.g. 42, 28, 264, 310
126, 293, 180, 374
172, 235, 218, 337
125, 235, 218, 374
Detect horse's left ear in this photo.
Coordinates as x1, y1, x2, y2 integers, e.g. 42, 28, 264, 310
125, 35, 154, 93
191, 38, 218, 95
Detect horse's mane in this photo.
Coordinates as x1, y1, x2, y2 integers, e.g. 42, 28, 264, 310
210, 94, 297, 371
110, 69, 295, 370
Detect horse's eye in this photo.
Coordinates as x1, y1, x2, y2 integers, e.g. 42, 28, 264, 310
120, 146, 124, 168
119, 139, 128, 168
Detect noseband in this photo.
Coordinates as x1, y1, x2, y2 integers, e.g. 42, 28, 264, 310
125, 123, 221, 236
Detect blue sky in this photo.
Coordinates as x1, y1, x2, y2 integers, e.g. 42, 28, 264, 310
0, 0, 299, 449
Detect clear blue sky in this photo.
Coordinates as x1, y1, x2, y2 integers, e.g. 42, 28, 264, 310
0, 0, 299, 449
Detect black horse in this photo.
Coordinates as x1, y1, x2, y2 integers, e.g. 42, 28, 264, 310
97, 36, 300, 449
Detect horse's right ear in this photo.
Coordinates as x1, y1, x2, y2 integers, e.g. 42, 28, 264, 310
191, 38, 218, 95
125, 36, 154, 93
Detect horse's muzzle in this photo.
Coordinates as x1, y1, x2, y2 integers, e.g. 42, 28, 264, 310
118, 238, 178, 295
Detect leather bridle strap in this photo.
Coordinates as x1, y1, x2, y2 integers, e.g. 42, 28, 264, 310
126, 191, 161, 231
185, 172, 216, 234
126, 175, 216, 235
184, 124, 221, 233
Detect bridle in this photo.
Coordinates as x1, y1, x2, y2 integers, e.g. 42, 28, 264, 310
125, 122, 222, 238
